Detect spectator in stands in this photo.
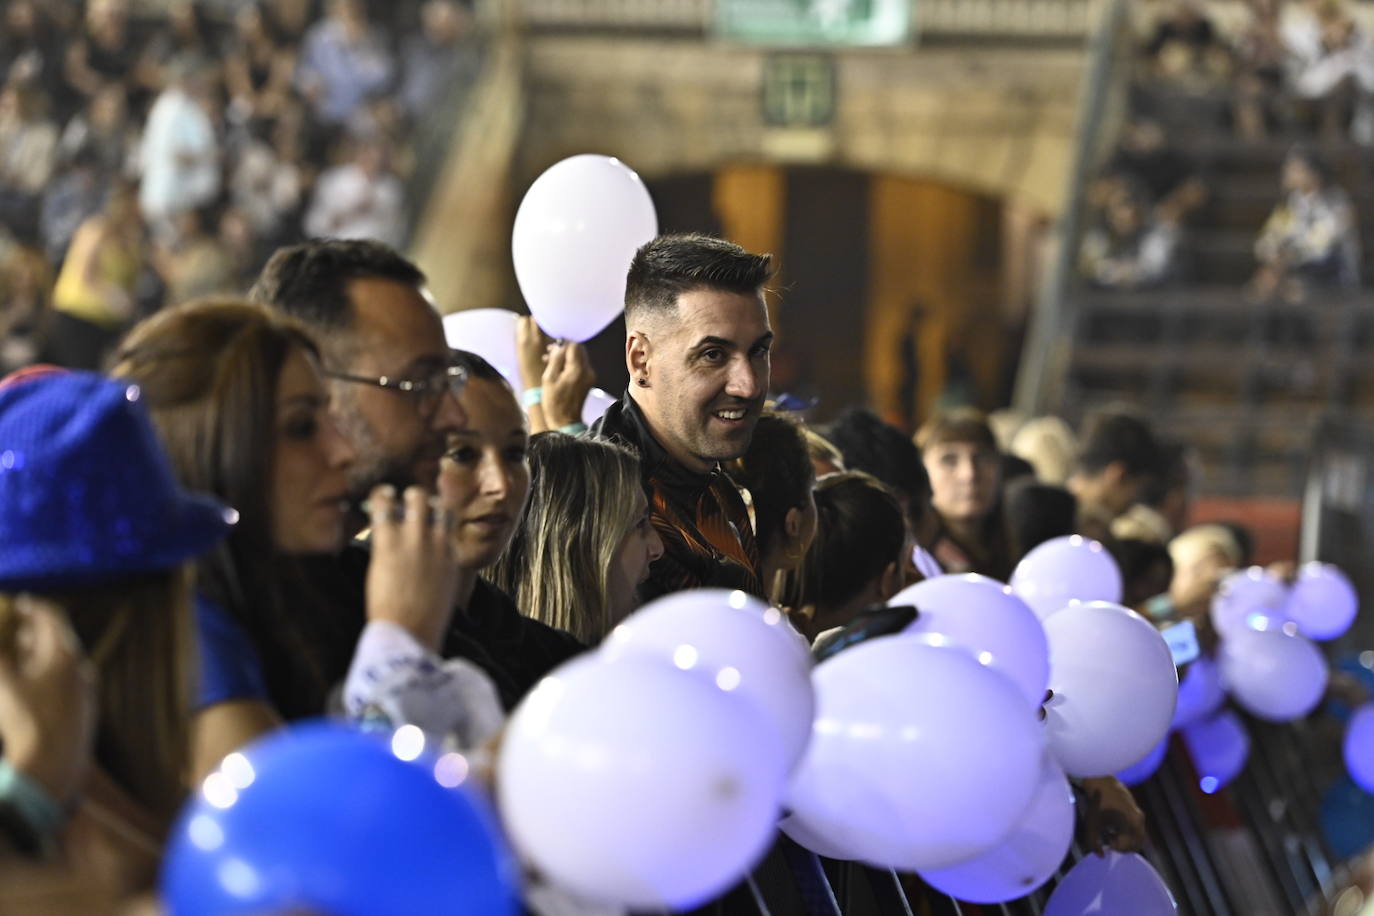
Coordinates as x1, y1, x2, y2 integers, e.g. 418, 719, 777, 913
916, 408, 1012, 580
57, 84, 138, 181
1, 1, 64, 103
138, 56, 222, 241
1289, 1, 1374, 141
295, 0, 395, 128
1252, 146, 1359, 301
231, 103, 309, 246
224, 2, 298, 129
1233, 0, 1289, 140
1093, 115, 1206, 227
1004, 478, 1078, 565
1079, 180, 1180, 289
1010, 414, 1078, 486
591, 234, 774, 601
0, 83, 59, 243
1066, 408, 1167, 541
1142, 0, 1234, 92
304, 136, 405, 247
728, 412, 819, 601
0, 244, 51, 374
47, 178, 144, 369
64, 0, 140, 112
786, 471, 913, 642
152, 206, 239, 304
1111, 538, 1176, 612
39, 145, 105, 265
823, 406, 931, 536
400, 0, 481, 122
489, 432, 663, 645
137, 0, 219, 95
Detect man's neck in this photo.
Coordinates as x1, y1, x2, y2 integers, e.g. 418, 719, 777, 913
630, 394, 714, 476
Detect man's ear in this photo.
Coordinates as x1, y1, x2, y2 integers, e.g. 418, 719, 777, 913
783, 505, 803, 540
626, 330, 650, 382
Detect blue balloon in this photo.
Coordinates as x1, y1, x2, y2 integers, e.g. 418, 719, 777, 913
162, 722, 520, 916
1116, 735, 1169, 787
1345, 704, 1374, 794
1181, 710, 1250, 795
1171, 656, 1224, 730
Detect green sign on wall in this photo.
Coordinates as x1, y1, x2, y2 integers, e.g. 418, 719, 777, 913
717, 0, 912, 46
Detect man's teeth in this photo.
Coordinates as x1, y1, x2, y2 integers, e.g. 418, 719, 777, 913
715, 409, 746, 420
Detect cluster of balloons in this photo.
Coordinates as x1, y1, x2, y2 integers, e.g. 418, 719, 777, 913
442, 154, 660, 425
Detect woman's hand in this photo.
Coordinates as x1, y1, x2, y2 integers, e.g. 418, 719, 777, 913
540, 341, 596, 430
515, 316, 551, 394
364, 485, 461, 652
0, 597, 96, 806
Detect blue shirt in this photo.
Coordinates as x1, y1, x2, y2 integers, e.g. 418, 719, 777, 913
194, 594, 270, 709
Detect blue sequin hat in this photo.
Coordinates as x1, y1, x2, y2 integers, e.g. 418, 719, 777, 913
0, 371, 233, 591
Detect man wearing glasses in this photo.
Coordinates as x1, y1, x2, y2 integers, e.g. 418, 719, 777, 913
250, 239, 583, 711
250, 239, 468, 525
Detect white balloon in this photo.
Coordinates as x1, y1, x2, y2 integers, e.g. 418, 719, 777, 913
894, 574, 1051, 708
778, 811, 867, 861
1044, 852, 1177, 916
512, 155, 658, 342
918, 756, 1075, 904
581, 387, 618, 426
1010, 536, 1123, 620
1285, 562, 1359, 641
442, 308, 521, 387
1042, 602, 1179, 778
497, 655, 783, 911
1218, 623, 1329, 722
785, 634, 1045, 871
1210, 567, 1288, 639
603, 589, 814, 776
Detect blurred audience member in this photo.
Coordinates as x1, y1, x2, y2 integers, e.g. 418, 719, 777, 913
1080, 181, 1179, 289
1252, 146, 1359, 301
1233, 0, 1289, 140
1067, 409, 1167, 540
64, 0, 139, 112
1004, 478, 1078, 566
1161, 522, 1244, 623
0, 83, 58, 243
231, 106, 309, 245
1290, 1, 1374, 141
1142, 0, 1234, 92
224, 2, 298, 129
57, 84, 138, 180
137, 0, 219, 95
295, 0, 394, 128
0, 245, 51, 373
1110, 538, 1176, 610
1, 1, 64, 99
40, 147, 105, 265
400, 0, 480, 121
152, 206, 239, 304
489, 433, 662, 645
304, 137, 404, 247
1010, 414, 1078, 486
916, 408, 1011, 579
47, 178, 144, 369
1094, 115, 1206, 226
729, 412, 819, 600
138, 57, 222, 240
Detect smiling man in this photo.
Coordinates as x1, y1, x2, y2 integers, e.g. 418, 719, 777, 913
592, 233, 775, 600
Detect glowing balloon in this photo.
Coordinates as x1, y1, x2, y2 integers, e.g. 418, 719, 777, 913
1171, 656, 1225, 730
1286, 562, 1359, 641
1218, 624, 1328, 722
581, 387, 618, 426
497, 655, 782, 911
602, 588, 814, 775
785, 634, 1044, 871
1210, 567, 1288, 638
162, 723, 518, 916
1044, 852, 1177, 916
1181, 709, 1249, 794
1344, 703, 1374, 793
1042, 602, 1178, 778
512, 154, 657, 342
442, 309, 520, 387
1116, 736, 1169, 787
778, 812, 865, 861
893, 574, 1050, 707
1010, 536, 1123, 619
918, 756, 1075, 904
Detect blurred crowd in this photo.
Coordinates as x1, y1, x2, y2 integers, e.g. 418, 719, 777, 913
1080, 0, 1367, 302
0, 0, 480, 374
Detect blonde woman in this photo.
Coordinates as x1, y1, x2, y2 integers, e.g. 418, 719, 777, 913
488, 432, 663, 645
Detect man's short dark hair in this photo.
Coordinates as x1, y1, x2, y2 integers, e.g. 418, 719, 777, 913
624, 233, 773, 322
1075, 408, 1165, 479
248, 239, 426, 332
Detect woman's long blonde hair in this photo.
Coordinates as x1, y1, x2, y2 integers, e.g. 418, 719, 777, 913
488, 433, 644, 644
0, 565, 195, 825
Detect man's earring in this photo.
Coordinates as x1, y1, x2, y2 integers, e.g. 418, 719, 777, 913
637, 378, 649, 388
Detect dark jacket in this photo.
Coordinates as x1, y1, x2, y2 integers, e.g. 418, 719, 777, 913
591, 396, 763, 600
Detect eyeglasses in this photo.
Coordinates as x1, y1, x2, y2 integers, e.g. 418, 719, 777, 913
324, 364, 469, 417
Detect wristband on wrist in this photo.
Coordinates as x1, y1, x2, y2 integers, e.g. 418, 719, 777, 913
522, 387, 543, 408
0, 758, 66, 859
559, 422, 588, 435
